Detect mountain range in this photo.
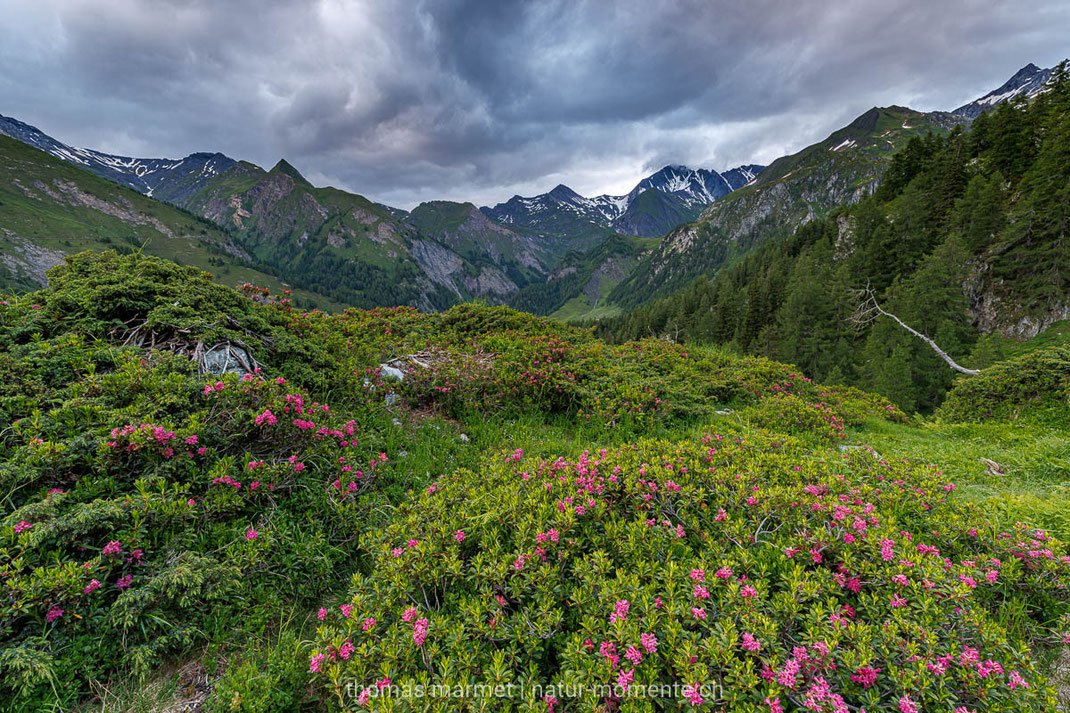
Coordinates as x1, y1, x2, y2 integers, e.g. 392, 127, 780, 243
0, 114, 763, 310
0, 60, 1062, 319
0, 114, 237, 204
481, 163, 763, 243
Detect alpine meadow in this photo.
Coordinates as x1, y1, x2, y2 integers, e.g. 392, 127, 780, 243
0, 3, 1069, 712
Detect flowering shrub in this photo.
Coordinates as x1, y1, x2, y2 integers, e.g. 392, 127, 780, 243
0, 280, 457, 708
290, 302, 903, 436
309, 435, 1069, 711
2, 253, 1063, 712
741, 394, 848, 443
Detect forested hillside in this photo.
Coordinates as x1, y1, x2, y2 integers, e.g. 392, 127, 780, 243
598, 64, 1070, 412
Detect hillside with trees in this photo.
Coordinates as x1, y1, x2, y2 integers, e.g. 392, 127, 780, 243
597, 64, 1070, 412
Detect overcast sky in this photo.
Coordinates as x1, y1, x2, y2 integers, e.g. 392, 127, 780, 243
0, 0, 1067, 209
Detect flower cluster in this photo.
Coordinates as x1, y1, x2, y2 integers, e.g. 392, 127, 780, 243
308, 433, 1069, 712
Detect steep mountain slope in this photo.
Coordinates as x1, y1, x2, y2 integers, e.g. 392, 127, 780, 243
627, 163, 761, 206
0, 116, 563, 310
508, 233, 659, 319
178, 160, 512, 310
952, 62, 1057, 119
481, 163, 764, 242
402, 200, 552, 293
0, 114, 237, 204
478, 184, 621, 252
607, 62, 1067, 310
610, 106, 967, 307
0, 134, 339, 307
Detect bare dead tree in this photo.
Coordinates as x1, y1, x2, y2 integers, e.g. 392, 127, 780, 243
850, 284, 979, 376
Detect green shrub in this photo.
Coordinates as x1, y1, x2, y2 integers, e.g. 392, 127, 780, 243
937, 346, 1070, 423
204, 630, 313, 713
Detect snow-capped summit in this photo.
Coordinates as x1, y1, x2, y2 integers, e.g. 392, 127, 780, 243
627, 164, 765, 209
482, 162, 764, 240
0, 113, 236, 203
952, 62, 1061, 119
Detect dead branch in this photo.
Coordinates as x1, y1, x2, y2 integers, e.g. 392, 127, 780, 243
850, 284, 979, 376
384, 349, 496, 372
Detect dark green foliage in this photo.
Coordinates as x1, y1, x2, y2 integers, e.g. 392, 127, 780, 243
936, 345, 1070, 423
596, 65, 1070, 412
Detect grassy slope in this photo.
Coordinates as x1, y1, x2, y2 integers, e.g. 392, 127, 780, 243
855, 418, 1070, 536
0, 136, 341, 309
854, 321, 1070, 538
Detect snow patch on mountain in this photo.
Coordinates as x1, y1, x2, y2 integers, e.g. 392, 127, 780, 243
481, 163, 765, 239
0, 113, 236, 203
952, 62, 1064, 119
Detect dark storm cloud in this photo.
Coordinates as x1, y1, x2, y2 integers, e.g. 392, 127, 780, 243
1, 0, 1068, 207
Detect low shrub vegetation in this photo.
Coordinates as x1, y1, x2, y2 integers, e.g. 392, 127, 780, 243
0, 252, 1066, 712
936, 346, 1070, 424
313, 435, 1069, 712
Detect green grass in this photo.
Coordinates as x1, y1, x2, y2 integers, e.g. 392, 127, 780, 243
853, 417, 1070, 538
549, 265, 628, 322
1013, 319, 1070, 355
550, 293, 623, 322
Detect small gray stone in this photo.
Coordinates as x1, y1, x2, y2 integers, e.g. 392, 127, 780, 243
203, 344, 254, 375
839, 445, 882, 460
379, 364, 405, 382
458, 433, 470, 443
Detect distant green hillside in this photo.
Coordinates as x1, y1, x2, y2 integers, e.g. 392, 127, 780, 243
0, 135, 341, 308
610, 106, 967, 308
506, 233, 657, 320
178, 163, 517, 310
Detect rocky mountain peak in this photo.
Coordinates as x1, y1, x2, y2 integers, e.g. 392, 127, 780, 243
952, 62, 1058, 119
269, 159, 312, 186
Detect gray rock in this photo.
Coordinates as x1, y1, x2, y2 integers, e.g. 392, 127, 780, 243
380, 364, 405, 382
202, 343, 255, 375
839, 445, 882, 460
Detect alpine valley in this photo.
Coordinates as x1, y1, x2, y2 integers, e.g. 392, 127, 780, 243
0, 111, 763, 313
3, 31, 1070, 713
1, 60, 1067, 390
0, 62, 1058, 322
